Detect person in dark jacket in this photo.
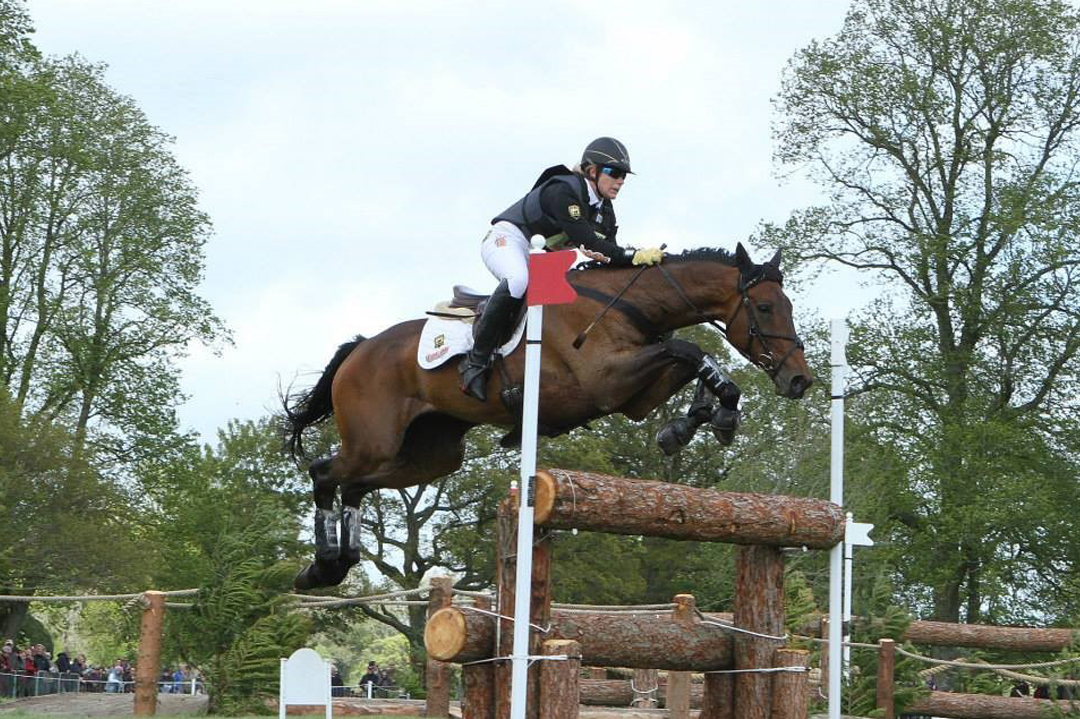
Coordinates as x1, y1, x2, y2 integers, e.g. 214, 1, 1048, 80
459, 136, 663, 401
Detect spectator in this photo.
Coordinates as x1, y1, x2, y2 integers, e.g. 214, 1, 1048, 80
32, 644, 51, 672
71, 654, 87, 675
55, 651, 71, 673
330, 665, 344, 697
172, 666, 185, 694
122, 660, 134, 692
359, 661, 379, 695
0, 640, 15, 672
106, 661, 124, 693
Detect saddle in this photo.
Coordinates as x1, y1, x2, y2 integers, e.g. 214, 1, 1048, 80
427, 285, 526, 342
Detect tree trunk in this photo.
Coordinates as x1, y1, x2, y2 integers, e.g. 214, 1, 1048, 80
534, 469, 844, 548
907, 690, 1080, 719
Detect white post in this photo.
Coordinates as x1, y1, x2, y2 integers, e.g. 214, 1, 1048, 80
324, 660, 331, 719
843, 511, 854, 677
828, 318, 848, 719
509, 239, 547, 719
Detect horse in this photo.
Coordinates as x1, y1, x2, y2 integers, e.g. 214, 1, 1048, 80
284, 242, 812, 590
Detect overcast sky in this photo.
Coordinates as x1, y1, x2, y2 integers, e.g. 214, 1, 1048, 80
28, 1, 868, 443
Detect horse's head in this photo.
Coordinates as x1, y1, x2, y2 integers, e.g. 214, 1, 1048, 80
726, 243, 813, 399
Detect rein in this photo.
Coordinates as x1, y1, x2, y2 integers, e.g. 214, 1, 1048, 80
655, 264, 805, 380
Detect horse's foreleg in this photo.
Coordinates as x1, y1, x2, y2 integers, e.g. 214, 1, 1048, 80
339, 483, 375, 566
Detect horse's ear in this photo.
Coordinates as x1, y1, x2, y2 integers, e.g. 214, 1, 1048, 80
767, 249, 782, 268
735, 242, 752, 268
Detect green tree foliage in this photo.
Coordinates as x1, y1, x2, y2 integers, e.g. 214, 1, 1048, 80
134, 420, 312, 714
768, 0, 1080, 623
0, 3, 228, 461
0, 388, 145, 639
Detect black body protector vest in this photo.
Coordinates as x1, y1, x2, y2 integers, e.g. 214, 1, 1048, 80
492, 165, 618, 250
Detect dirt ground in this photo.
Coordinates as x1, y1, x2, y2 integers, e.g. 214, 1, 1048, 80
0, 693, 209, 716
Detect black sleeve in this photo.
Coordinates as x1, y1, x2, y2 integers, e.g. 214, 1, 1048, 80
540, 183, 633, 264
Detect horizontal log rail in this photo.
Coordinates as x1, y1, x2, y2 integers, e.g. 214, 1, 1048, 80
425, 602, 735, 671
800, 615, 1080, 652
533, 469, 845, 548
907, 690, 1080, 719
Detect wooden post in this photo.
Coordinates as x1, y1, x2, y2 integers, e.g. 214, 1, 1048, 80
667, 671, 691, 717
818, 616, 829, 700
667, 594, 693, 717
495, 496, 552, 719
770, 649, 808, 719
426, 577, 454, 718
876, 639, 895, 719
134, 591, 165, 716
630, 669, 658, 707
700, 673, 734, 719
537, 640, 580, 719
733, 546, 785, 719
463, 595, 496, 719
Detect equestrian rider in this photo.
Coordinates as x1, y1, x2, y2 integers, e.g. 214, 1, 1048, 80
459, 137, 665, 401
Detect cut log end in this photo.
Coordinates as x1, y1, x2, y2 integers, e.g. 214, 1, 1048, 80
424, 607, 467, 661
533, 470, 556, 525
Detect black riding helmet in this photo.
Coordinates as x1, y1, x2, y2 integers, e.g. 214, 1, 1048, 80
581, 137, 633, 174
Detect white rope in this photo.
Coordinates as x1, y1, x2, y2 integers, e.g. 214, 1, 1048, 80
705, 667, 808, 675
554, 607, 673, 615
0, 589, 199, 603
451, 589, 494, 599
895, 647, 1080, 672
457, 604, 549, 633
462, 654, 570, 666
698, 617, 789, 642
287, 586, 430, 605
552, 603, 676, 611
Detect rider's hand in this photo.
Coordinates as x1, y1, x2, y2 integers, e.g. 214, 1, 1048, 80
632, 247, 664, 266
579, 247, 612, 263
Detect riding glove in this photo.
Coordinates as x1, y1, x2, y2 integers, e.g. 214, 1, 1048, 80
632, 247, 664, 266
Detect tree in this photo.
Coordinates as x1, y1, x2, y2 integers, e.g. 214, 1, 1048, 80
769, 0, 1080, 623
0, 6, 228, 461
0, 387, 146, 639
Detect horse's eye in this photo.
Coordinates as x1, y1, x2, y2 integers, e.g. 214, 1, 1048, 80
757, 303, 772, 313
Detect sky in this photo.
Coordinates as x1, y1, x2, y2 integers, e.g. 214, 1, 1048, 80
27, 0, 870, 443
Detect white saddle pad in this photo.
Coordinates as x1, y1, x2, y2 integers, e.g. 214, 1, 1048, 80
417, 314, 527, 369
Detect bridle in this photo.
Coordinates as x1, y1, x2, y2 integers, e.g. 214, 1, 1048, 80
656, 263, 805, 380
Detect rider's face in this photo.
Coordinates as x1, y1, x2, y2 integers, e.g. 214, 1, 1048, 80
593, 166, 625, 200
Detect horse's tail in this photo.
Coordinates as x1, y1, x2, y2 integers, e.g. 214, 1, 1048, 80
282, 335, 365, 460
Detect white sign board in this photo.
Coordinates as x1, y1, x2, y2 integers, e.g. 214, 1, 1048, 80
279, 648, 331, 719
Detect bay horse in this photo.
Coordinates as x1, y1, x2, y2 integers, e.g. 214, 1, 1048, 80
284, 243, 812, 590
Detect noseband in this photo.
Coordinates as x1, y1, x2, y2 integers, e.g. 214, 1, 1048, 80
657, 264, 804, 380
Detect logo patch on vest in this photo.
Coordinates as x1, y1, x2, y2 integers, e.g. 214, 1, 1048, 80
568, 204, 581, 220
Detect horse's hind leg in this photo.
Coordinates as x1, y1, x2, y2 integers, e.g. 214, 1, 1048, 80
294, 455, 349, 590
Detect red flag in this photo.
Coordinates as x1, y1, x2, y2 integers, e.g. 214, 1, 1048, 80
527, 250, 578, 306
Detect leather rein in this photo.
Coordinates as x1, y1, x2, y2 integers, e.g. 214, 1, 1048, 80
654, 263, 804, 379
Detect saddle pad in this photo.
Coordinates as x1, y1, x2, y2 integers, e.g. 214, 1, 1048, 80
417, 314, 527, 369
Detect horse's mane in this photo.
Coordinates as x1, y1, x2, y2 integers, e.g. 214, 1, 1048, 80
572, 246, 737, 272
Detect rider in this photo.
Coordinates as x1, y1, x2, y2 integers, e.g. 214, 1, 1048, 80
459, 137, 665, 401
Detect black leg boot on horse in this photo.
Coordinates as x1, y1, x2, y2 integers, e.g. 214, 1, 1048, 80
458, 279, 523, 402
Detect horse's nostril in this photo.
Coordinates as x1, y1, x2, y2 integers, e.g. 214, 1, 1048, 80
790, 375, 811, 397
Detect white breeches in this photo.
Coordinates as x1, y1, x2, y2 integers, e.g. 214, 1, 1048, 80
480, 221, 530, 299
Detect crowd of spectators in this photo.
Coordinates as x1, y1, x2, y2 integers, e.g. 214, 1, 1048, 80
0, 638, 198, 698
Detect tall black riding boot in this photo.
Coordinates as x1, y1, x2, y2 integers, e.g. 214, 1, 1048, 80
459, 280, 523, 401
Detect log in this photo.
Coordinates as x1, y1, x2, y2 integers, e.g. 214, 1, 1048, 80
667, 671, 690, 718
494, 496, 552, 719
700, 673, 734, 719
462, 596, 495, 719
134, 591, 165, 717
538, 640, 580, 719
425, 577, 453, 719
907, 690, 1080, 719
733, 545, 785, 719
534, 469, 844, 548
578, 678, 705, 708
630, 670, 658, 708
798, 615, 1080, 652
875, 639, 894, 719
770, 648, 808, 719
425, 605, 734, 671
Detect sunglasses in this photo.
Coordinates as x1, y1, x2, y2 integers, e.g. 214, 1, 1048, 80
600, 166, 627, 180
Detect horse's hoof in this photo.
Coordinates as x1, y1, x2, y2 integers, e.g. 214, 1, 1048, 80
315, 546, 340, 564
657, 418, 694, 456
